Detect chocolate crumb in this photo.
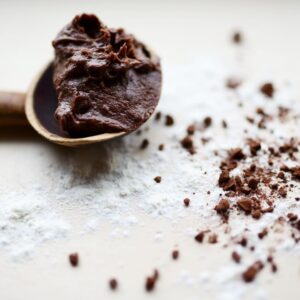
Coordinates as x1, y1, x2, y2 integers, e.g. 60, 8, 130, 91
208, 233, 218, 244
187, 124, 196, 135
158, 144, 164, 151
278, 186, 287, 198
232, 31, 242, 44
215, 198, 230, 214
226, 77, 242, 89
250, 164, 256, 172
271, 263, 278, 273
145, 269, 159, 292
181, 136, 195, 154
251, 209, 262, 219
165, 115, 174, 126
183, 198, 190, 207
260, 82, 274, 98
195, 231, 205, 243
140, 139, 149, 149
201, 137, 211, 145
238, 237, 248, 247
229, 148, 245, 160
154, 176, 161, 183
109, 278, 118, 290
232, 251, 241, 263
242, 261, 264, 283
291, 167, 300, 180
181, 136, 193, 149
203, 116, 212, 128
248, 139, 261, 156
258, 228, 268, 240
256, 107, 267, 116
246, 117, 255, 124
69, 253, 79, 267
248, 177, 259, 190
237, 198, 253, 214
222, 120, 228, 128
218, 169, 230, 186
155, 112, 161, 121
287, 213, 298, 222
145, 277, 155, 292
172, 250, 179, 260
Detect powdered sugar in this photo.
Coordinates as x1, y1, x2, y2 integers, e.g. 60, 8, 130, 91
0, 188, 69, 260
0, 56, 299, 298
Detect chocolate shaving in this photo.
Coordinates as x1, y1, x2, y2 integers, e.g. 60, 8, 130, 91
140, 139, 149, 149
165, 115, 174, 126
145, 269, 159, 292
237, 198, 253, 214
203, 116, 212, 128
258, 228, 268, 239
208, 233, 218, 244
232, 251, 241, 263
69, 253, 79, 267
242, 261, 264, 283
172, 250, 179, 260
181, 136, 196, 154
260, 82, 274, 98
183, 198, 190, 207
195, 231, 206, 243
187, 124, 196, 135
232, 31, 242, 44
155, 112, 161, 121
248, 139, 261, 156
154, 176, 162, 183
158, 144, 164, 151
229, 148, 245, 161
109, 278, 118, 290
226, 77, 242, 89
215, 198, 230, 214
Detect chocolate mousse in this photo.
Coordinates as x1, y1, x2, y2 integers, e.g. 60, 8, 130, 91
52, 14, 162, 137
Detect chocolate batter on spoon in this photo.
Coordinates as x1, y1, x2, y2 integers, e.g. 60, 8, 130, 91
52, 14, 162, 137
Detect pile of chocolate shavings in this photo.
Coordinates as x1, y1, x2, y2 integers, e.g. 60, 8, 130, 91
215, 138, 300, 221
246, 105, 292, 130
180, 116, 220, 154
209, 137, 300, 282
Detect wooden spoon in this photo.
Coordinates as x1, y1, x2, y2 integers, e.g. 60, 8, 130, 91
0, 62, 126, 146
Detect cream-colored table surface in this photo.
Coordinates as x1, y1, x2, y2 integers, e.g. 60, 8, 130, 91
1, 1, 300, 299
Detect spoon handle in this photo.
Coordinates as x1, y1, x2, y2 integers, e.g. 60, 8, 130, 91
0, 92, 28, 126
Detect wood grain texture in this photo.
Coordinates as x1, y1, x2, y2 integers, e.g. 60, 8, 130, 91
0, 92, 28, 126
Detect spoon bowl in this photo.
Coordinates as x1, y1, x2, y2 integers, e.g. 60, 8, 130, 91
25, 62, 126, 146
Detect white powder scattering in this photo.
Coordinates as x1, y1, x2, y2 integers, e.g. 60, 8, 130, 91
0, 188, 69, 260
0, 56, 300, 298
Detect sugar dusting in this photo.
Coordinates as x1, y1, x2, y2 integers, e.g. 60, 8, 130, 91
0, 56, 300, 298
